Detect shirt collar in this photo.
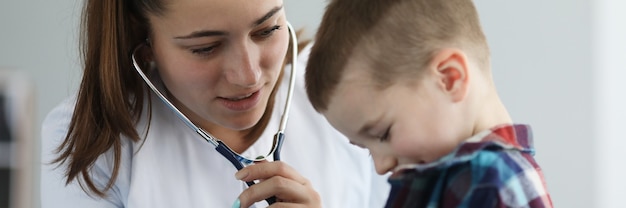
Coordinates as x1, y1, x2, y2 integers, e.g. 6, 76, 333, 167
391, 124, 534, 174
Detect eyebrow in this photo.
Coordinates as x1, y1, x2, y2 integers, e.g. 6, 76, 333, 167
349, 125, 372, 149
174, 5, 284, 40
357, 122, 375, 137
174, 31, 226, 39
355, 110, 387, 137
253, 5, 283, 27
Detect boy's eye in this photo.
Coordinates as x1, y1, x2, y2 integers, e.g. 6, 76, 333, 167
254, 25, 281, 38
379, 128, 390, 142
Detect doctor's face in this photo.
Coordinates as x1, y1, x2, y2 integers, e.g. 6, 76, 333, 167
147, 0, 289, 131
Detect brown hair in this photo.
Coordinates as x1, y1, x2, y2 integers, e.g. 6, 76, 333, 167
305, 0, 489, 112
52, 0, 302, 197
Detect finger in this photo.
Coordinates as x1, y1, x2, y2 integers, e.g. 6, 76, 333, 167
254, 159, 268, 164
251, 160, 269, 182
237, 176, 316, 208
235, 161, 308, 184
267, 202, 310, 208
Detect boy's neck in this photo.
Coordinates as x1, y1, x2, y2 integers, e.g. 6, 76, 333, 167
471, 92, 512, 136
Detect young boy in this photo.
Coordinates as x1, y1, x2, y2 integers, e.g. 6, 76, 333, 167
305, 0, 553, 207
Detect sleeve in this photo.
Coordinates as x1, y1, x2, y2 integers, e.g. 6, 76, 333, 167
40, 98, 123, 208
467, 175, 552, 208
465, 151, 553, 208
495, 155, 553, 207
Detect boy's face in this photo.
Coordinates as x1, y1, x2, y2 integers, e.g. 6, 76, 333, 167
323, 57, 465, 175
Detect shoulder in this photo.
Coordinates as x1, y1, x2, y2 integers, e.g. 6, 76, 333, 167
463, 150, 552, 207
291, 42, 311, 84
41, 96, 77, 153
40, 96, 126, 207
42, 96, 76, 127
469, 150, 542, 183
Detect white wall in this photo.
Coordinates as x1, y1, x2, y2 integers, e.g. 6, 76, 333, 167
0, 0, 82, 123
1, 1, 82, 208
477, 1, 626, 207
593, 0, 626, 207
285, 0, 326, 40
1, 0, 624, 207
475, 1, 594, 207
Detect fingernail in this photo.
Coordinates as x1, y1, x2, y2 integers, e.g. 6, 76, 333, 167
235, 170, 248, 180
232, 198, 241, 208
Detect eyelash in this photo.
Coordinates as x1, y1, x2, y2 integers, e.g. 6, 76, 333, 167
254, 25, 282, 38
379, 128, 390, 142
191, 43, 221, 55
190, 25, 282, 56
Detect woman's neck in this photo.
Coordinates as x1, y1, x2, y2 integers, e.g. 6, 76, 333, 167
199, 124, 256, 154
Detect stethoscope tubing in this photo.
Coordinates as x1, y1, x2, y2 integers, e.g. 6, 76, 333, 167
131, 22, 298, 205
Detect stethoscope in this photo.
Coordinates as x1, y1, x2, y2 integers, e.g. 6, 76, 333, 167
131, 22, 298, 205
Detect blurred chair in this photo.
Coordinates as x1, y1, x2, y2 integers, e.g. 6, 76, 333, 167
0, 70, 36, 208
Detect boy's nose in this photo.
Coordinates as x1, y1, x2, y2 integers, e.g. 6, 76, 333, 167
372, 154, 397, 175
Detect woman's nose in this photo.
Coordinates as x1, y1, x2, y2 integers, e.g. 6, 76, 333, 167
371, 153, 397, 175
224, 44, 261, 87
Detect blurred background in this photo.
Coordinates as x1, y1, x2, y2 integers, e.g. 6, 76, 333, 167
1, 0, 625, 207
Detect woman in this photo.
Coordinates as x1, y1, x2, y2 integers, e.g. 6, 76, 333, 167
40, 0, 388, 207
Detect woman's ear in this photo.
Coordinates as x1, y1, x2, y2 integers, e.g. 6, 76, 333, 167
145, 39, 155, 60
430, 48, 470, 102
135, 43, 157, 71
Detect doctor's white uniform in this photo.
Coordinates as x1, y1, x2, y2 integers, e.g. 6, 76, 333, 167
40, 44, 390, 208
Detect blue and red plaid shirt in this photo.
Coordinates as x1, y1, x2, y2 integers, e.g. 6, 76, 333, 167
384, 124, 553, 208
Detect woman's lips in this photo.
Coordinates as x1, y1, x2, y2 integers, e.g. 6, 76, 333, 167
218, 90, 261, 111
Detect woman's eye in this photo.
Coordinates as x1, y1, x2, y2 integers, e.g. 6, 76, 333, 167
254, 25, 281, 38
191, 43, 220, 56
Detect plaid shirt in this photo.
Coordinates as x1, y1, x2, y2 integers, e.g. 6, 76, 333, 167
384, 124, 553, 208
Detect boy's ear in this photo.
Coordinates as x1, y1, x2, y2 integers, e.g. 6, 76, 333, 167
430, 48, 470, 102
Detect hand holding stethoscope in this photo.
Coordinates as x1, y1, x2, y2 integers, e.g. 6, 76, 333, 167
131, 22, 317, 206
233, 160, 321, 207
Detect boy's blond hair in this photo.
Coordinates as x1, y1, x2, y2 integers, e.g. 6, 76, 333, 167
306, 0, 490, 112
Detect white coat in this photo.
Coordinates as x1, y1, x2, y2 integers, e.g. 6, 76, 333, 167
40, 44, 390, 208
